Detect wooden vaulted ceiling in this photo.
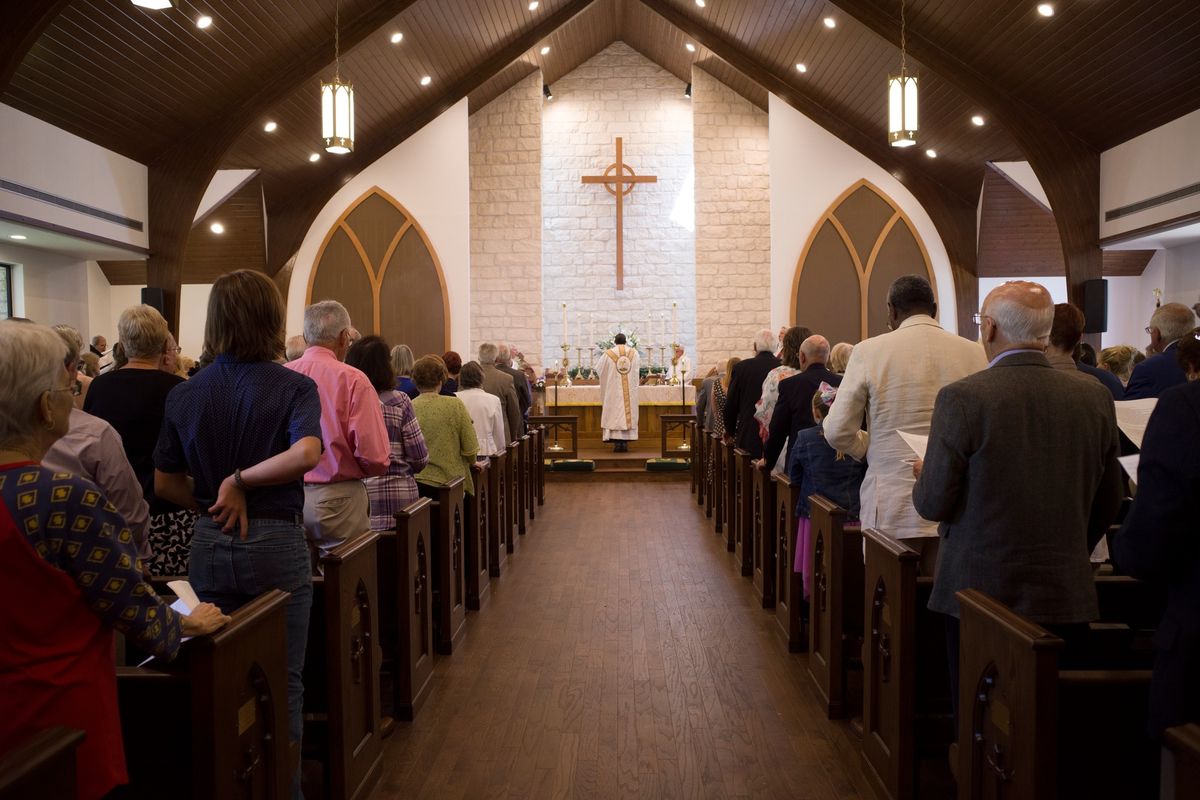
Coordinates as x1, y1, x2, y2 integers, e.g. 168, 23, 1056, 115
3, 0, 1200, 281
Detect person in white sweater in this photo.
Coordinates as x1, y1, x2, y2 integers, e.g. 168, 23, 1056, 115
456, 361, 507, 458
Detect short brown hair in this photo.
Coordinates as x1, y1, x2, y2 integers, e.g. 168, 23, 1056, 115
779, 325, 813, 369
442, 350, 462, 375
411, 355, 447, 391
1049, 303, 1085, 351
345, 335, 395, 393
204, 270, 285, 362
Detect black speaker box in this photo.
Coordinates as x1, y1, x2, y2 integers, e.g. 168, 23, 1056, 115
141, 287, 165, 314
1082, 278, 1107, 334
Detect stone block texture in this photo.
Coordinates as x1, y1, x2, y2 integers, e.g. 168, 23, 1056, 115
470, 71, 543, 368
692, 66, 770, 373
541, 43, 696, 371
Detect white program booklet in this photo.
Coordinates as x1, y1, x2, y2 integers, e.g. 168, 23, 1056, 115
1114, 399, 1157, 450
896, 429, 928, 461
1118, 454, 1140, 487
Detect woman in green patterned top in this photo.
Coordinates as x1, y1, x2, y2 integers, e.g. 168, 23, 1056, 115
411, 355, 479, 496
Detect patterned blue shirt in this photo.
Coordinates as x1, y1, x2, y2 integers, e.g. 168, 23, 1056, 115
154, 356, 324, 520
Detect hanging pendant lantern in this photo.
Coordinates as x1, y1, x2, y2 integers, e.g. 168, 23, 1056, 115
321, 0, 354, 155
887, 0, 918, 148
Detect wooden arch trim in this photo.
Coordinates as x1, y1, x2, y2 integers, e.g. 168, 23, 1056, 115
306, 186, 451, 348
790, 179, 938, 341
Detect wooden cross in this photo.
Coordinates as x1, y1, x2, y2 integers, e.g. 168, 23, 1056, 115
581, 137, 657, 290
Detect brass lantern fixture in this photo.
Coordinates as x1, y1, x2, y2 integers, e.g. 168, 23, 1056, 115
321, 0, 354, 155
887, 0, 918, 148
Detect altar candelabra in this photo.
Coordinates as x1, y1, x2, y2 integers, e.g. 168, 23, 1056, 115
657, 345, 667, 379
588, 347, 596, 380
574, 347, 586, 380
668, 341, 681, 386
558, 343, 572, 388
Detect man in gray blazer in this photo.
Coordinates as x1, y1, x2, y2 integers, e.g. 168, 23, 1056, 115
478, 341, 522, 446
495, 342, 531, 429
912, 281, 1122, 721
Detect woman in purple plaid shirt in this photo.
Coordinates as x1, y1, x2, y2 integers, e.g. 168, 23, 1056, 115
346, 336, 429, 531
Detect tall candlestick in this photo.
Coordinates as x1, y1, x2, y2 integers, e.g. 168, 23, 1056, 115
588, 314, 594, 350
671, 301, 678, 344
561, 302, 568, 345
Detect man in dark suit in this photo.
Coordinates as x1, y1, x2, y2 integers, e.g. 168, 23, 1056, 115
1113, 378, 1200, 736
477, 341, 522, 445
722, 329, 781, 459
1125, 302, 1197, 399
495, 342, 531, 429
912, 280, 1122, 724
760, 335, 841, 471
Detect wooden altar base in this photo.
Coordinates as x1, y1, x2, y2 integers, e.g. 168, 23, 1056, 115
546, 446, 691, 483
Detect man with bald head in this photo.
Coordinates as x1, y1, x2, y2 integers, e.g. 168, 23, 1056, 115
913, 280, 1122, 722
760, 334, 841, 473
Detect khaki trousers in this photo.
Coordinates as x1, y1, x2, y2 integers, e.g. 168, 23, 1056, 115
302, 480, 369, 563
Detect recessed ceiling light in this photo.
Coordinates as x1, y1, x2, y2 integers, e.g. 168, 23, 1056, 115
131, 0, 174, 9
420, 75, 432, 86
528, 1, 539, 9
925, 148, 938, 158
209, 222, 225, 234
971, 115, 985, 126
823, 16, 836, 29
309, 152, 321, 162
390, 32, 403, 44
263, 121, 277, 132
685, 42, 696, 53
9, 234, 27, 240
196, 14, 212, 29
796, 63, 808, 73
696, 0, 706, 6
540, 46, 551, 55
1037, 3, 1054, 17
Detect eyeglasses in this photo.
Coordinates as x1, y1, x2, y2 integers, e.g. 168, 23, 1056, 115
972, 313, 993, 326
1144, 326, 1152, 334
166, 346, 182, 354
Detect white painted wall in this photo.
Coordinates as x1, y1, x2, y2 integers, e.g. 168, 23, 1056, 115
0, 104, 148, 250
194, 169, 258, 223
288, 101, 471, 352
0, 240, 91, 332
1101, 109, 1200, 240
990, 161, 1050, 209
768, 94, 958, 335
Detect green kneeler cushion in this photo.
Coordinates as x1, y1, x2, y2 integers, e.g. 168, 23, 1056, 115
548, 459, 595, 471
646, 458, 690, 471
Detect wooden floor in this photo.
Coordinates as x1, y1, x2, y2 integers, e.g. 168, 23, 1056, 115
374, 481, 872, 799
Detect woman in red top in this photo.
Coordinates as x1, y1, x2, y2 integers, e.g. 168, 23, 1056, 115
0, 321, 228, 800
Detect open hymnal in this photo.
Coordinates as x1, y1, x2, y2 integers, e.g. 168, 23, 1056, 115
1114, 399, 1157, 450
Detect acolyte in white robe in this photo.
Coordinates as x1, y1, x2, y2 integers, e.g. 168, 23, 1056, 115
598, 344, 640, 441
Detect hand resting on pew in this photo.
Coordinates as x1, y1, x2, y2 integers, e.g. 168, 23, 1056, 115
179, 603, 231, 637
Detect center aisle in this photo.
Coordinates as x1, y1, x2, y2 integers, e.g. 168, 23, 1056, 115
374, 482, 870, 799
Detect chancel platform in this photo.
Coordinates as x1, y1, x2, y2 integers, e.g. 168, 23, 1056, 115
536, 383, 696, 447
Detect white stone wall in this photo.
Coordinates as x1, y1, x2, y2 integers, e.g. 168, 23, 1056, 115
692, 67, 771, 372
469, 71, 544, 367
541, 43, 696, 371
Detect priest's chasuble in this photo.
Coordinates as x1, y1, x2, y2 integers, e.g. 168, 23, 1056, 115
598, 344, 640, 441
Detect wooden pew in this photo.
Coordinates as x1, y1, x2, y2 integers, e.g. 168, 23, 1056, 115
378, 500, 434, 722
709, 432, 723, 532
506, 441, 520, 545
751, 464, 777, 607
691, 421, 702, 501
723, 439, 737, 552
733, 448, 753, 576
527, 428, 539, 520
429, 478, 468, 654
117, 590, 292, 799
304, 534, 384, 800
464, 460, 492, 611
807, 496, 865, 720
860, 529, 952, 800
533, 424, 546, 507
488, 449, 511, 573
1164, 724, 1200, 800
516, 434, 530, 536
773, 473, 805, 652
957, 588, 1157, 800
0, 727, 84, 800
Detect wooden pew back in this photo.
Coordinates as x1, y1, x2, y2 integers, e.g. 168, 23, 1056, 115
807, 496, 864, 720
0, 727, 83, 800
1164, 724, 1200, 800
709, 432, 723, 532
773, 474, 805, 652
733, 448, 753, 575
723, 440, 737, 551
751, 464, 777, 606
431, 478, 467, 654
489, 449, 510, 572
379, 499, 434, 721
465, 460, 491, 611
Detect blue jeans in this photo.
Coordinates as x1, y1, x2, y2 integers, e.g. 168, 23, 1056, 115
188, 517, 312, 795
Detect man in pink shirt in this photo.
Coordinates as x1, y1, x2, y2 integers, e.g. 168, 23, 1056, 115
286, 300, 389, 560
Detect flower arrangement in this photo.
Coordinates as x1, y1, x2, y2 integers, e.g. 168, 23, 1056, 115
595, 326, 640, 353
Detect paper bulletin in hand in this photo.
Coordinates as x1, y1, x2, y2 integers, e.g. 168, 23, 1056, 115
897, 429, 928, 461
1118, 454, 1140, 487
1114, 399, 1157, 450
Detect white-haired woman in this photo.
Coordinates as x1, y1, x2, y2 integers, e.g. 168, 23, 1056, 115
391, 343, 420, 399
0, 320, 227, 800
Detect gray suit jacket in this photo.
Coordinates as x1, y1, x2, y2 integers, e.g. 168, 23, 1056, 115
496, 363, 531, 426
480, 364, 522, 445
914, 351, 1122, 623
696, 376, 717, 432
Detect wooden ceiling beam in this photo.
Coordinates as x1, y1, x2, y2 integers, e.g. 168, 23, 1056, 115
638, 0, 981, 336
145, 0, 424, 331
264, 0, 599, 279
828, 0, 1103, 336
0, 1, 70, 90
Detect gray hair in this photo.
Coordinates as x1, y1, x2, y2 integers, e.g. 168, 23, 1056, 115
118, 304, 169, 360
53, 324, 83, 365
497, 342, 511, 362
828, 342, 854, 374
1150, 303, 1197, 343
986, 282, 1054, 345
285, 334, 307, 361
390, 344, 415, 377
0, 321, 69, 447
478, 341, 499, 364
753, 329, 776, 353
800, 334, 831, 363
90, 334, 105, 347
303, 300, 351, 345
459, 361, 484, 389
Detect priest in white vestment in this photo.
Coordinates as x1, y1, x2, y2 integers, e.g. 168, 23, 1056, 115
665, 344, 691, 385
599, 333, 640, 452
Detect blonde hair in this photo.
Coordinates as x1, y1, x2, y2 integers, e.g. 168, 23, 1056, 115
828, 342, 853, 374
0, 321, 68, 447
721, 356, 741, 390
118, 304, 169, 360
1099, 345, 1137, 383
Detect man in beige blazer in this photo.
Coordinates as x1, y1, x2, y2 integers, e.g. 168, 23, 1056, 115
823, 275, 986, 550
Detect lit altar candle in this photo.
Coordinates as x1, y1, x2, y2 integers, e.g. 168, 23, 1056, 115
561, 302, 568, 345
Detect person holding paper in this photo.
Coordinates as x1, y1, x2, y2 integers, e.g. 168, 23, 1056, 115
911, 280, 1122, 730
0, 320, 229, 800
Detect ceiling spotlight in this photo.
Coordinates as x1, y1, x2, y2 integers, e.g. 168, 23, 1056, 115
131, 0, 175, 9
925, 148, 937, 158
696, 0, 706, 6
9, 234, 27, 240
796, 63, 808, 73
540, 46, 551, 55
209, 222, 225, 234
528, 1, 539, 9
309, 152, 321, 162
196, 14, 212, 29
684, 83, 692, 99
390, 32, 403, 44
1037, 3, 1054, 17
420, 75, 432, 86
823, 16, 836, 28
263, 120, 277, 132
971, 114, 985, 126
685, 42, 696, 53
543, 84, 553, 101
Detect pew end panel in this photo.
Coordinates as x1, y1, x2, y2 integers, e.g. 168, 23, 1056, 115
465, 460, 492, 611
751, 465, 777, 608
723, 441, 737, 551
0, 726, 84, 800
709, 432, 724, 533
431, 478, 468, 655
807, 496, 864, 721
773, 475, 806, 652
1163, 724, 1200, 800
733, 448, 753, 576
488, 450, 510, 573
516, 435, 530, 536
382, 500, 435, 721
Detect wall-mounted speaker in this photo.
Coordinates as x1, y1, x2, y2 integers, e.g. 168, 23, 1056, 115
1082, 278, 1107, 333
141, 287, 165, 314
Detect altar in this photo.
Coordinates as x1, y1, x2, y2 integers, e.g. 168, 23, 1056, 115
535, 383, 696, 447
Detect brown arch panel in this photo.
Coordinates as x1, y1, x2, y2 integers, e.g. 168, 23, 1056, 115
309, 226, 374, 341
795, 220, 863, 347
867, 220, 929, 339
